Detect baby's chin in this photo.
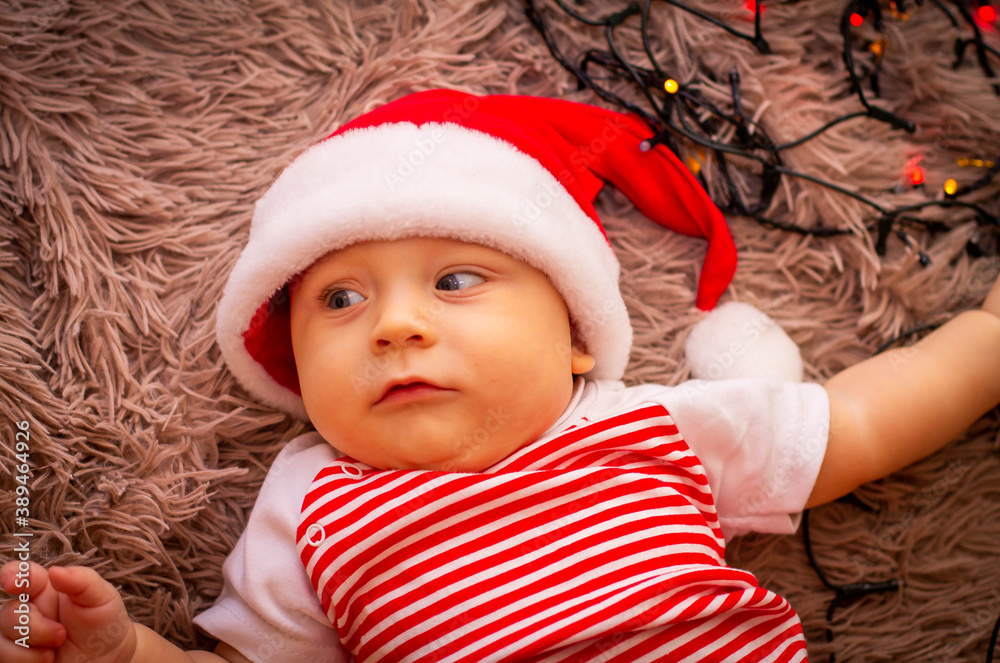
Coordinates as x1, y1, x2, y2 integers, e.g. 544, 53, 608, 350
324, 408, 558, 473
372, 451, 504, 474
358, 436, 527, 474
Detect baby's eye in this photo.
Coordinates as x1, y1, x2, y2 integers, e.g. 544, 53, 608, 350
326, 289, 366, 310
436, 272, 485, 291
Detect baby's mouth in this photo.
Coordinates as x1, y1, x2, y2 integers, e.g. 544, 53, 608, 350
376, 380, 451, 406
387, 382, 431, 396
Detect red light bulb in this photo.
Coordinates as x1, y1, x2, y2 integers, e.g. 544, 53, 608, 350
850, 12, 865, 27
909, 166, 925, 186
977, 3, 998, 24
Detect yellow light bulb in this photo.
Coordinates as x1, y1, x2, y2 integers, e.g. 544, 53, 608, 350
944, 178, 958, 196
664, 79, 679, 94
686, 155, 701, 174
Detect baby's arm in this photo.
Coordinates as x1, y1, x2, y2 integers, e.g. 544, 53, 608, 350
0, 562, 247, 663
807, 275, 1000, 507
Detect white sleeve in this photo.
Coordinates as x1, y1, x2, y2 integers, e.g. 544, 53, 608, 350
657, 378, 830, 539
192, 433, 349, 663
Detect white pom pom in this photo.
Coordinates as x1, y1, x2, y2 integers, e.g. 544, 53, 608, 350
684, 302, 804, 382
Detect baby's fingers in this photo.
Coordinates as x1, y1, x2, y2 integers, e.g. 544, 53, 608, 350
47, 566, 120, 611
0, 562, 67, 653
0, 597, 66, 646
0, 635, 55, 663
0, 562, 59, 618
47, 566, 136, 657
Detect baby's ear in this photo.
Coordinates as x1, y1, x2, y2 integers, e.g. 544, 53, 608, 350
570, 345, 596, 375
566, 323, 595, 375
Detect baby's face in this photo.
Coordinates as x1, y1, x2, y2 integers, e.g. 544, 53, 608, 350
289, 237, 594, 472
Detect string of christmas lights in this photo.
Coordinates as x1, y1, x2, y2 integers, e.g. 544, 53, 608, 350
524, 0, 1000, 264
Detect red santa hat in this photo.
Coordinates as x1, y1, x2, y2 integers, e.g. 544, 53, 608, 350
216, 89, 738, 419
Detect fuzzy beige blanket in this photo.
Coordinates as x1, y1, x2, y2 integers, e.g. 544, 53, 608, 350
1, 1, 999, 660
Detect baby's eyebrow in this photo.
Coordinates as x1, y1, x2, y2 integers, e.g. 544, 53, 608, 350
299, 259, 350, 285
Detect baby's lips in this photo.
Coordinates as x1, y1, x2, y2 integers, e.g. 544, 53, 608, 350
374, 378, 458, 408
376, 376, 440, 403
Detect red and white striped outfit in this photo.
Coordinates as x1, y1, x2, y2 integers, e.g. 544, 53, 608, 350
194, 378, 829, 663
297, 404, 805, 663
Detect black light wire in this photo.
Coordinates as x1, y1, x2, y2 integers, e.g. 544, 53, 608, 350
801, 507, 902, 663
842, 0, 917, 132
950, 0, 1000, 93
524, 0, 1000, 264
988, 608, 1000, 663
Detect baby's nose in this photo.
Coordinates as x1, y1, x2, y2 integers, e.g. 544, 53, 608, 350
370, 296, 437, 351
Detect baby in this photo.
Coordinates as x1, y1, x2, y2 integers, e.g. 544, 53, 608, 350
3, 89, 1000, 663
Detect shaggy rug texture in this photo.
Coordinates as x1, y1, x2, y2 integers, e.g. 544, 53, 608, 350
1, 0, 999, 660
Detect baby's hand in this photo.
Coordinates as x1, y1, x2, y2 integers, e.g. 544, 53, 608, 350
0, 561, 137, 663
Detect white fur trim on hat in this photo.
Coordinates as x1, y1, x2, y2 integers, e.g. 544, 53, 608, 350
217, 122, 632, 418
